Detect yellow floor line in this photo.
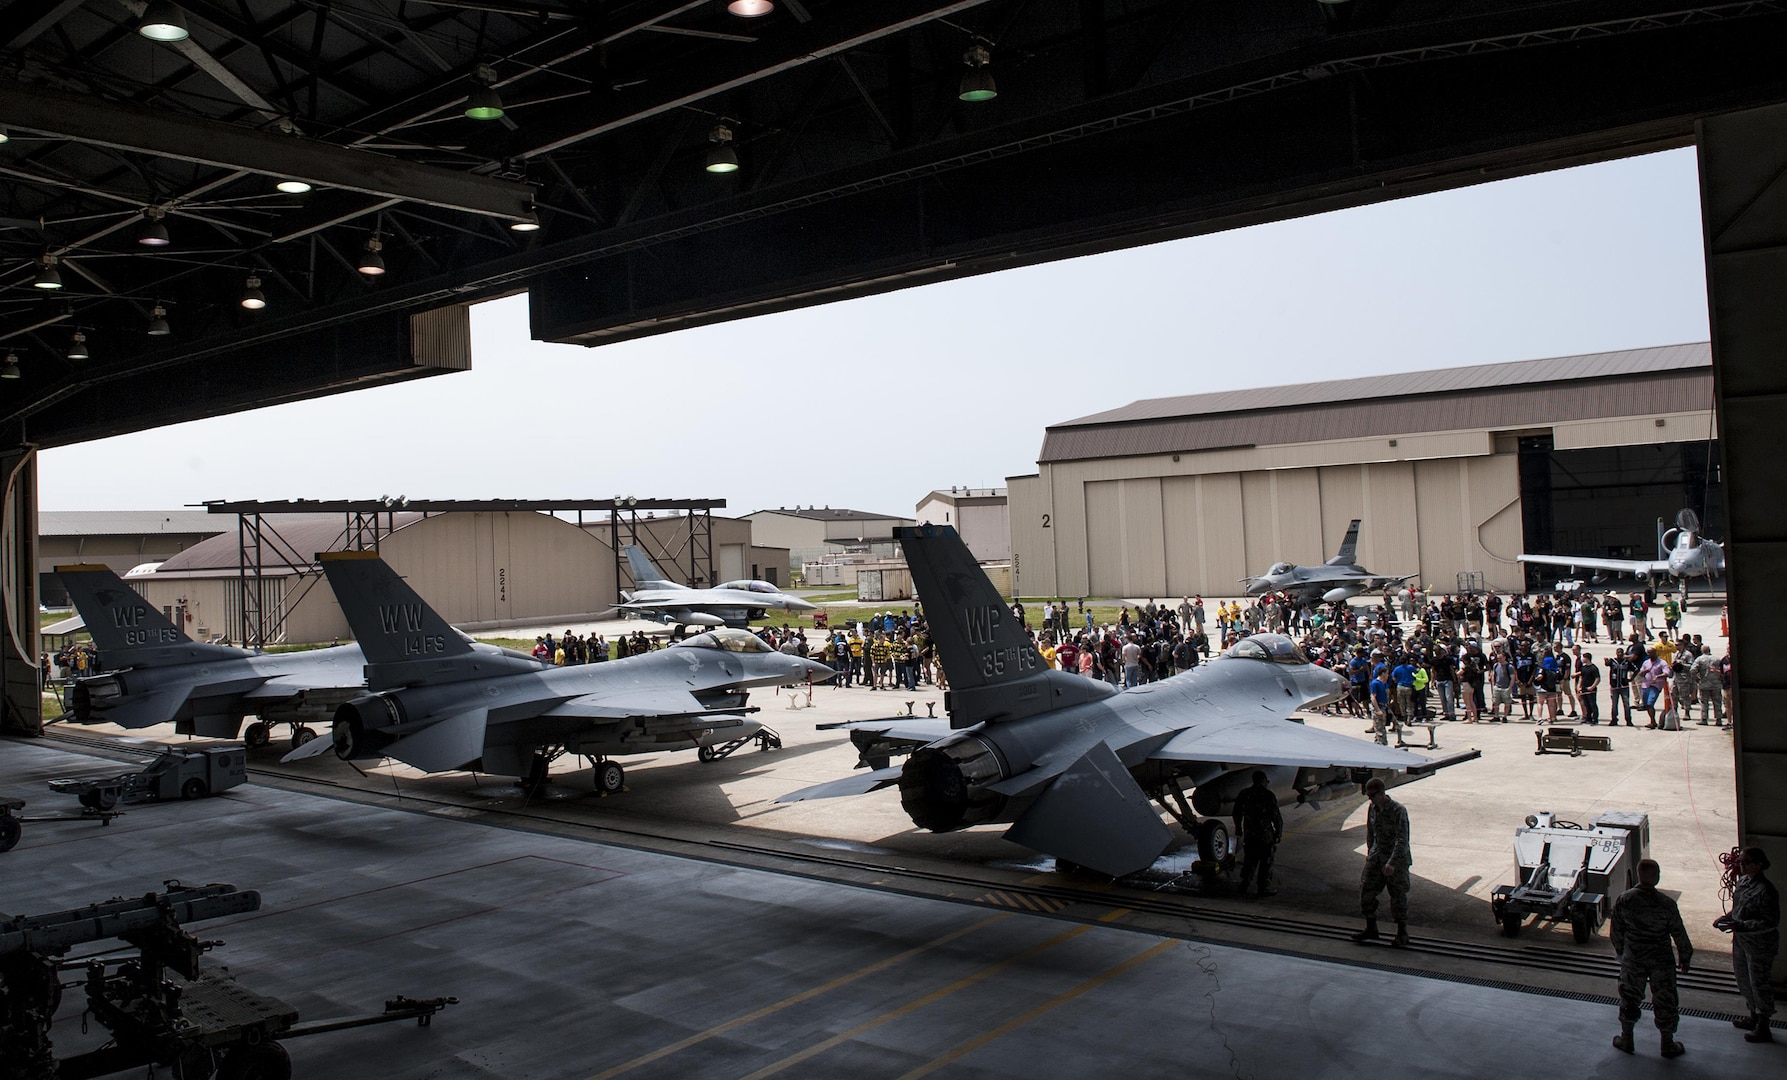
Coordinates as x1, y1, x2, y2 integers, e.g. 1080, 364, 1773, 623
735, 922, 1100, 1080
583, 913, 1010, 1080
894, 939, 1179, 1080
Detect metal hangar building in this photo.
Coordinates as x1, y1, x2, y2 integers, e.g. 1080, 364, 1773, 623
1009, 343, 1720, 600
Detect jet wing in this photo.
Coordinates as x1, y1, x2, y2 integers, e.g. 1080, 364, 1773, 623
1360, 574, 1417, 588
538, 687, 731, 721
1517, 554, 1668, 577
1148, 717, 1429, 770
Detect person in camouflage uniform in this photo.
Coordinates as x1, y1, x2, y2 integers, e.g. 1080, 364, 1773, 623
1715, 847, 1779, 1043
1350, 777, 1411, 948
1231, 771, 1283, 898
1692, 646, 1725, 726
1610, 858, 1693, 1057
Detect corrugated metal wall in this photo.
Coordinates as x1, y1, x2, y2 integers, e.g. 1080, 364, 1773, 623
1033, 441, 1528, 598
385, 512, 612, 626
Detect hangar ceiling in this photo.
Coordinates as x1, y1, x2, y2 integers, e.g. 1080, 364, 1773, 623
2, 0, 1785, 449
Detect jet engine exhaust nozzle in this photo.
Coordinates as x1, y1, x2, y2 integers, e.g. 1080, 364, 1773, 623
898, 734, 1008, 832
331, 695, 405, 760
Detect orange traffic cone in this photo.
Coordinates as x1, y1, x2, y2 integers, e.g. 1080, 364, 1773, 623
1721, 605, 1729, 637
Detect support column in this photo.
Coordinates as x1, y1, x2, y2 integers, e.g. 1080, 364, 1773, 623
1698, 101, 1787, 980
0, 446, 42, 737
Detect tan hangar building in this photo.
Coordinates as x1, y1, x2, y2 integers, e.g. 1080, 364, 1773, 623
1009, 343, 1719, 600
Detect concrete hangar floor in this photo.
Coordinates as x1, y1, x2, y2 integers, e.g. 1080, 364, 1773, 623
4, 604, 1758, 1078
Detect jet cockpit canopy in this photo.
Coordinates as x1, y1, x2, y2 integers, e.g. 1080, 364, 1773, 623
1266, 562, 1295, 577
677, 628, 775, 653
718, 579, 781, 594
1222, 633, 1309, 665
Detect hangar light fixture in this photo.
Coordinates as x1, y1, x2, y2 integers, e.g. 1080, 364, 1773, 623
357, 233, 387, 275
276, 179, 313, 194
1, 353, 19, 380
464, 64, 505, 121
67, 331, 89, 361
510, 206, 541, 232
0, 126, 9, 144
705, 124, 739, 174
138, 1, 191, 42
959, 45, 997, 102
146, 304, 171, 336
137, 208, 171, 247
239, 274, 267, 310
33, 254, 62, 289
728, 0, 775, 16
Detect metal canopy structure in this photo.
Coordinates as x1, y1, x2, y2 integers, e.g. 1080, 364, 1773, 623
201, 496, 723, 646
2, 1, 1785, 450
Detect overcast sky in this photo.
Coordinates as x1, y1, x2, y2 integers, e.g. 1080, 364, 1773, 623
38, 147, 1711, 519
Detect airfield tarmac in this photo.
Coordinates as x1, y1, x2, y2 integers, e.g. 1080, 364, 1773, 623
5, 596, 1762, 1077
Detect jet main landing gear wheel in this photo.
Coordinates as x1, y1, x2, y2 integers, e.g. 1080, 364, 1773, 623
1195, 819, 1230, 864
243, 723, 270, 748
595, 760, 625, 795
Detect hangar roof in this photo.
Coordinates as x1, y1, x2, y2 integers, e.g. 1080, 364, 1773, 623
38, 510, 229, 537
7, 4, 1782, 453
1040, 342, 1713, 463
750, 507, 904, 522
153, 513, 422, 574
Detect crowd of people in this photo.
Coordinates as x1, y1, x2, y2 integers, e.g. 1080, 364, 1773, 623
1235, 585, 1735, 744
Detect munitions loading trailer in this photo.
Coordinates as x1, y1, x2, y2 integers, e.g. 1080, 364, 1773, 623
0, 883, 455, 1079
0, 797, 118, 854
1490, 810, 1650, 943
45, 746, 246, 811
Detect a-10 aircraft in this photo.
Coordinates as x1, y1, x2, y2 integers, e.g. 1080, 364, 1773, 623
617, 545, 815, 629
1518, 509, 1725, 588
284, 551, 832, 792
53, 563, 545, 746
1242, 519, 1415, 604
782, 525, 1463, 878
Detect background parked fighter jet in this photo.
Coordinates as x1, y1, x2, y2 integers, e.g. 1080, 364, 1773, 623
782, 525, 1464, 879
57, 563, 370, 745
618, 545, 815, 629
56, 564, 545, 747
1241, 519, 1415, 604
1518, 509, 1725, 588
285, 552, 832, 793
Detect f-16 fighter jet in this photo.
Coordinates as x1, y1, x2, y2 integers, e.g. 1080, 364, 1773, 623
1241, 519, 1415, 604
55, 563, 408, 747
618, 545, 815, 629
782, 525, 1461, 879
284, 552, 832, 793
1518, 508, 1725, 587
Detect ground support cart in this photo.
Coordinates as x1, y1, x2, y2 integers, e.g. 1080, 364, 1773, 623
45, 745, 246, 811
1490, 810, 1650, 942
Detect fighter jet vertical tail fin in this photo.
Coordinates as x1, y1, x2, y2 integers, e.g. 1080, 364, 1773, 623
320, 552, 475, 665
56, 564, 250, 667
897, 525, 1111, 728
1327, 519, 1362, 566
623, 545, 684, 590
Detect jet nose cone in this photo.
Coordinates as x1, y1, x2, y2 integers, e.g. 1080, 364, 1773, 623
1245, 580, 1268, 597
790, 597, 818, 612
803, 659, 835, 681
